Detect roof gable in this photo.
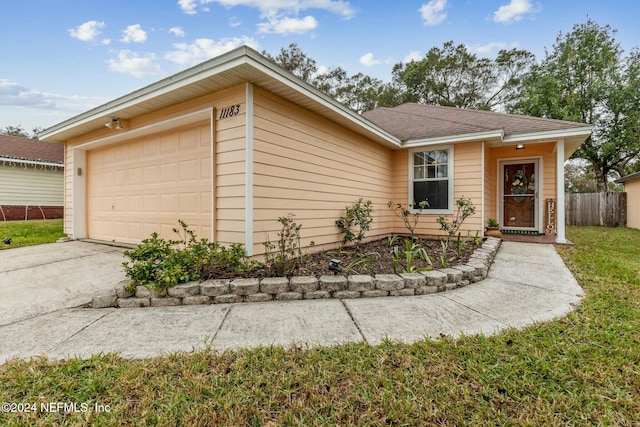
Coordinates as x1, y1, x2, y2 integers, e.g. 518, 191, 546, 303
0, 134, 64, 164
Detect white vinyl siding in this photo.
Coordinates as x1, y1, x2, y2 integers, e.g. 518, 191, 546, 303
0, 163, 63, 205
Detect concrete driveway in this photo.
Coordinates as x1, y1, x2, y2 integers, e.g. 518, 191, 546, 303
0, 241, 126, 326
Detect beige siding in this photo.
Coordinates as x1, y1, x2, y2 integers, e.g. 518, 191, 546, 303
625, 178, 640, 229
0, 163, 63, 205
214, 86, 246, 247
63, 146, 74, 234
63, 84, 247, 243
392, 142, 484, 237
483, 142, 495, 223
252, 87, 394, 255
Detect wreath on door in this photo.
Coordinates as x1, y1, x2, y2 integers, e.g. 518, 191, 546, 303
511, 169, 528, 203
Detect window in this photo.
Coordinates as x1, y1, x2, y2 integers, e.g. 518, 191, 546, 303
411, 148, 452, 212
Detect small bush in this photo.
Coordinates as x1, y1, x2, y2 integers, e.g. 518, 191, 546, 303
123, 221, 254, 292
263, 213, 303, 277
335, 199, 374, 247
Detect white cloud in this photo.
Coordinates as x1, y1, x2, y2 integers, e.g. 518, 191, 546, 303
107, 50, 165, 78
403, 50, 423, 63
493, 0, 535, 24
0, 79, 107, 112
165, 36, 260, 66
419, 0, 447, 26
467, 41, 518, 55
169, 26, 186, 37
120, 24, 148, 43
229, 16, 242, 27
178, 0, 356, 18
359, 53, 381, 67
178, 0, 198, 14
257, 15, 318, 34
68, 20, 106, 42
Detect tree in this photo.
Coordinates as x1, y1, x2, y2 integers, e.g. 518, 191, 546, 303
263, 43, 385, 114
512, 20, 640, 192
388, 41, 535, 110
0, 125, 43, 139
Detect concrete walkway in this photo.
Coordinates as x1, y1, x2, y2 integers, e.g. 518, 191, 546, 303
0, 241, 584, 363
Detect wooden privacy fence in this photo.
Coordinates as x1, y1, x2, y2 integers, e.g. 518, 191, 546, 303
565, 192, 627, 227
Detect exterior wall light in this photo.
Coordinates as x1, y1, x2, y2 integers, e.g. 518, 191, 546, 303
516, 144, 526, 150
105, 118, 123, 130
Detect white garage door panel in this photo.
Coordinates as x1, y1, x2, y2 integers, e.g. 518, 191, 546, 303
87, 123, 211, 244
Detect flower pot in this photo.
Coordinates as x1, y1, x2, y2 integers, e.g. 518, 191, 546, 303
484, 227, 502, 238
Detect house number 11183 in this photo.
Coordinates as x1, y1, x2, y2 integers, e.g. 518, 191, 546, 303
219, 104, 240, 119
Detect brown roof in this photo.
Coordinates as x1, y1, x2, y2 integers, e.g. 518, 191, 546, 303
0, 134, 64, 164
362, 103, 589, 142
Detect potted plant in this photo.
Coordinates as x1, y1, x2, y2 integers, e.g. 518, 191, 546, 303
485, 218, 502, 238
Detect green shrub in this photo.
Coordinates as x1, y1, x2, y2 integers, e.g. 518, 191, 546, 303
263, 213, 303, 277
123, 221, 255, 293
335, 198, 374, 247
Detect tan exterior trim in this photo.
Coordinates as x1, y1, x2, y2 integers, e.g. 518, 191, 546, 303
245, 83, 254, 256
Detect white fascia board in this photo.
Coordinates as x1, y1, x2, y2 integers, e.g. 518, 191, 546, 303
0, 157, 63, 168
403, 129, 504, 148
39, 50, 250, 141
502, 126, 593, 144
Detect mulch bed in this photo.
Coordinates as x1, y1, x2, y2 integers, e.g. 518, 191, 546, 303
215, 236, 479, 280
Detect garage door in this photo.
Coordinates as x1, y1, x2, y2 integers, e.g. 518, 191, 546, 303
87, 122, 212, 244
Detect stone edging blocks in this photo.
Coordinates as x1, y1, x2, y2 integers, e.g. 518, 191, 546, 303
91, 238, 501, 309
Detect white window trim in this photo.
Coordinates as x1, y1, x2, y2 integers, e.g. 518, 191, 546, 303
408, 145, 454, 215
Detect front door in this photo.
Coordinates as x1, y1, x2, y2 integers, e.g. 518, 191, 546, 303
501, 160, 538, 231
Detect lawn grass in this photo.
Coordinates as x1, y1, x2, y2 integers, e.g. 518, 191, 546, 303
1, 226, 639, 425
0, 219, 66, 250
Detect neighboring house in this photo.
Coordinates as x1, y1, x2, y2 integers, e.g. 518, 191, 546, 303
615, 172, 640, 229
0, 134, 64, 221
39, 46, 592, 254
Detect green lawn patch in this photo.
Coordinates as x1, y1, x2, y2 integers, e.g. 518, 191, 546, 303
0, 219, 66, 250
1, 226, 639, 425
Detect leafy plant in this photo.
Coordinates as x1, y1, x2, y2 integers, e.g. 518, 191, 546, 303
263, 213, 303, 277
387, 235, 402, 248
341, 254, 380, 275
335, 198, 374, 247
388, 200, 429, 237
487, 218, 500, 228
439, 240, 448, 268
123, 221, 254, 293
122, 232, 174, 293
436, 197, 476, 267
391, 238, 432, 274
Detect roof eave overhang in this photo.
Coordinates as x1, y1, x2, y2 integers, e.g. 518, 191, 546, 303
402, 129, 505, 148
38, 46, 401, 149
403, 125, 593, 160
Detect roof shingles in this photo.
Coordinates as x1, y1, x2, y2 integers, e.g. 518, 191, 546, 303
362, 103, 589, 142
0, 135, 64, 164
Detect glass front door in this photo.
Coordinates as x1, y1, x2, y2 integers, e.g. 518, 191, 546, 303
501, 161, 538, 230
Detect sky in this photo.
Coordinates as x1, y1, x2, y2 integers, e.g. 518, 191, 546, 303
1, 0, 639, 134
